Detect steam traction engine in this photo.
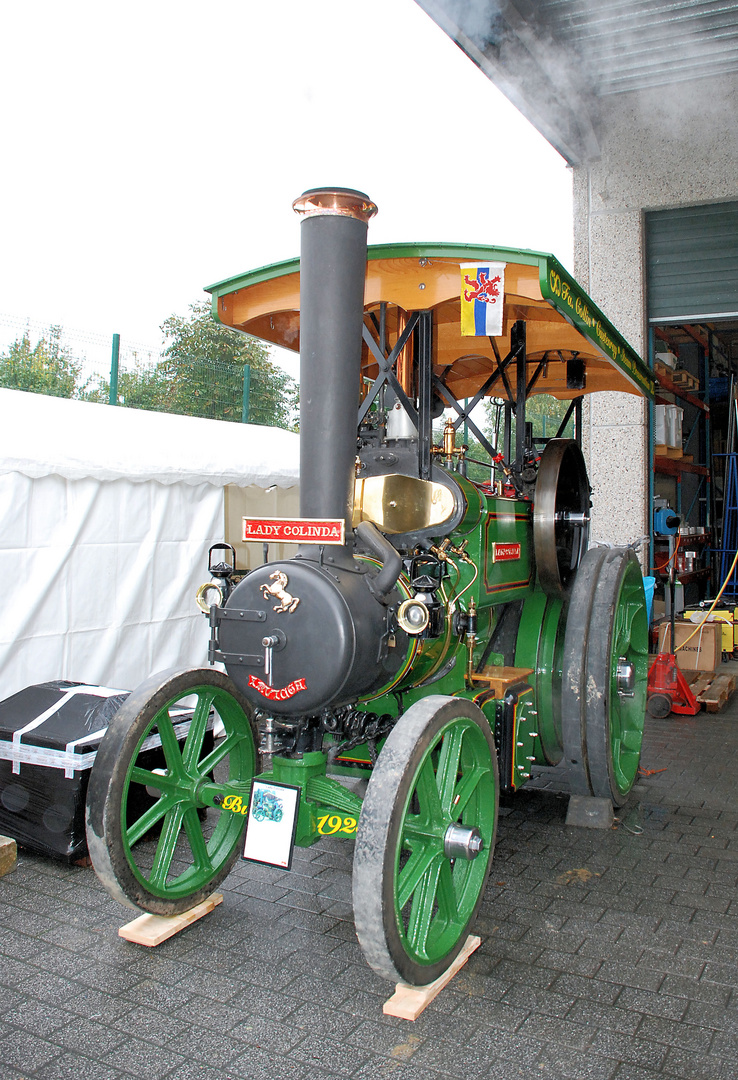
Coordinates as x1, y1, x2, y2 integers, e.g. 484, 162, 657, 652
86, 189, 653, 987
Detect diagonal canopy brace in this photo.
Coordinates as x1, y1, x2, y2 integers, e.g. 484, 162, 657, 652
432, 377, 498, 460
358, 315, 420, 427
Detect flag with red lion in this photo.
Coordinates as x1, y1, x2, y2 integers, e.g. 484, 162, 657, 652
460, 262, 506, 337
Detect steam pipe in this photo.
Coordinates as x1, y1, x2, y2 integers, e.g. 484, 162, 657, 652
293, 188, 377, 544
355, 520, 402, 603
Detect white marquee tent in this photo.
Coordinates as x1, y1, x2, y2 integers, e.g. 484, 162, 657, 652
0, 390, 299, 699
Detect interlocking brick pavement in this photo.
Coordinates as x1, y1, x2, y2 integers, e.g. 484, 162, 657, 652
3, 668, 738, 1079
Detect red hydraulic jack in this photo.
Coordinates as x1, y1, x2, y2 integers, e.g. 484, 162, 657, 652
647, 527, 699, 718
647, 653, 699, 717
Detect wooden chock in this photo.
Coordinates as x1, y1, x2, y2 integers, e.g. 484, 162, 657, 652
0, 835, 17, 878
119, 893, 223, 947
383, 935, 481, 1020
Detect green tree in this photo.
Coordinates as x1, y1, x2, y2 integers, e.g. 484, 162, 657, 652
157, 301, 298, 428
79, 361, 172, 412
0, 326, 81, 398
484, 393, 574, 455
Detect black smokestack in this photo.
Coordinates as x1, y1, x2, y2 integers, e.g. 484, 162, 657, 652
293, 188, 377, 540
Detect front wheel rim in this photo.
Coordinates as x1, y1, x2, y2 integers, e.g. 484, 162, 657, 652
606, 561, 648, 796
391, 714, 497, 969
121, 683, 255, 900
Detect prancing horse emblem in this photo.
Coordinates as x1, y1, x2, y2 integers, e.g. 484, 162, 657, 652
261, 570, 300, 613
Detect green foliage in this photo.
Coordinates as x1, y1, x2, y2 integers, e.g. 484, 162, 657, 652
0, 327, 82, 398
155, 301, 298, 428
484, 393, 575, 452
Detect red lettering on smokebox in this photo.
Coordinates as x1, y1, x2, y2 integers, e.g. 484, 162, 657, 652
248, 675, 307, 701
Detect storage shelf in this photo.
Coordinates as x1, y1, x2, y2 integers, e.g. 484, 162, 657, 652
655, 370, 709, 412
655, 455, 710, 477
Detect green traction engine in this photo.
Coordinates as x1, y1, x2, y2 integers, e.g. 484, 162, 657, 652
86, 188, 653, 987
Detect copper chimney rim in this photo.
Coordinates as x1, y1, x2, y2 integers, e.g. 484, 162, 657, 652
293, 187, 378, 222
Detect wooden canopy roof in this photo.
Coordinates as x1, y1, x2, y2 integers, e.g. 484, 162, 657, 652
206, 242, 653, 403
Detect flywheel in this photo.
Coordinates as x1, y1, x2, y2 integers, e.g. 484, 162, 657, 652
533, 439, 591, 598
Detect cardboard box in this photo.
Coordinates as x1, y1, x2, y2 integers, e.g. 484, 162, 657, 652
657, 620, 722, 672
683, 608, 736, 653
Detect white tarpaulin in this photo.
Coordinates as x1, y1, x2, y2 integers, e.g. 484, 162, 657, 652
0, 388, 299, 487
0, 390, 300, 699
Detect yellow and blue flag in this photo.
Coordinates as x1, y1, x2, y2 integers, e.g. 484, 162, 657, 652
460, 262, 506, 337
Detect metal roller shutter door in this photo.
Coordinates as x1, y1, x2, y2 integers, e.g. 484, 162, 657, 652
646, 201, 738, 324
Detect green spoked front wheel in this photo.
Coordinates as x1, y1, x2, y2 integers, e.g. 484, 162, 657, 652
86, 667, 258, 914
353, 696, 498, 985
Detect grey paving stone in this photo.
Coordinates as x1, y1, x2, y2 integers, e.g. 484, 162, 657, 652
229, 1012, 306, 1052
0, 957, 43, 989
0, 998, 71, 1037
589, 1030, 669, 1071
532, 1045, 620, 1080
637, 1014, 714, 1054
110, 1004, 192, 1043
551, 973, 623, 1005
663, 1044, 735, 1079
336, 1016, 425, 1060
0, 1028, 62, 1071
615, 987, 688, 1022
99, 1037, 188, 1079
287, 1031, 372, 1076
49, 1017, 129, 1056
519, 1012, 595, 1049
122, 976, 197, 1011
166, 1026, 248, 1067
659, 972, 732, 1004
611, 1067, 679, 1080
33, 1054, 125, 1080
61, 987, 137, 1021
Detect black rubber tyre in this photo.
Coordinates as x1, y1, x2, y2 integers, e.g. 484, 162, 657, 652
86, 667, 258, 914
560, 546, 608, 794
353, 695, 498, 986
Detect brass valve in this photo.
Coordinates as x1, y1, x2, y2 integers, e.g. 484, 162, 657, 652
430, 537, 473, 566
432, 419, 468, 466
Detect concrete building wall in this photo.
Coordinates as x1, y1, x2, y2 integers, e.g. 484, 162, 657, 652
572, 73, 738, 552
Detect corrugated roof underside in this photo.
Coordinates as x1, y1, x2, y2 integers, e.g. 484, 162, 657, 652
537, 0, 738, 94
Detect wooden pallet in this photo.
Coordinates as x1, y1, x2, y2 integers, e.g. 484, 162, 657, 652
686, 671, 736, 713
670, 369, 700, 392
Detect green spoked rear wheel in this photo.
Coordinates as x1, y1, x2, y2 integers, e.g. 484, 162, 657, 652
353, 696, 498, 986
86, 667, 258, 914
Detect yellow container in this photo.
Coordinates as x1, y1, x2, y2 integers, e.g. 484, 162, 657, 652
683, 608, 737, 653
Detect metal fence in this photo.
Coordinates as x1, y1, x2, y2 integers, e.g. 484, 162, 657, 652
0, 315, 294, 428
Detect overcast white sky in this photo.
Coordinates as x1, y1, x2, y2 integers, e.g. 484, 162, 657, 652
0, 0, 572, 372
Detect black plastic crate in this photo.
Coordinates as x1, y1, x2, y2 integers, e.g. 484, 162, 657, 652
0, 680, 211, 863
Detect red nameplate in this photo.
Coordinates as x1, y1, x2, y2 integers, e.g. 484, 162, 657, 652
242, 518, 345, 545
492, 542, 521, 562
